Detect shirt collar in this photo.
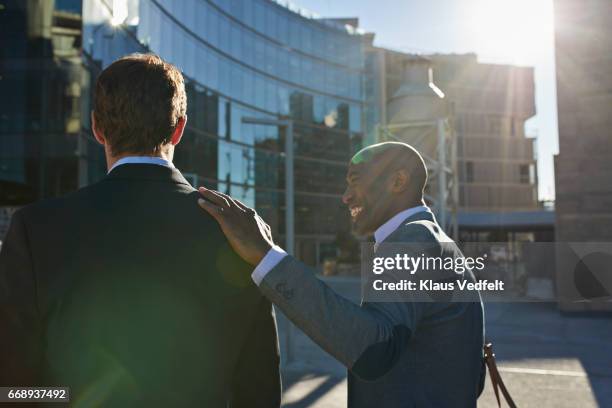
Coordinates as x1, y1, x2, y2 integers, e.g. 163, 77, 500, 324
374, 205, 430, 244
108, 156, 175, 174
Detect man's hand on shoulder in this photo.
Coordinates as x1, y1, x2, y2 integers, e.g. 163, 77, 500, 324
197, 187, 274, 266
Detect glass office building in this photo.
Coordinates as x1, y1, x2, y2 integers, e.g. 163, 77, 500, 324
0, 0, 366, 266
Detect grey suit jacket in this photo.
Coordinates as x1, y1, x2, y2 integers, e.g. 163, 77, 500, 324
259, 210, 485, 407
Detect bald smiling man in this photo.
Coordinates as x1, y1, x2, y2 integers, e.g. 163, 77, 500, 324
198, 142, 486, 407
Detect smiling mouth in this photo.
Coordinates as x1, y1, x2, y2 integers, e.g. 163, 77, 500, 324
350, 206, 364, 219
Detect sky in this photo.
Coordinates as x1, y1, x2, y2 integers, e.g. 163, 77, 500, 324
295, 0, 558, 201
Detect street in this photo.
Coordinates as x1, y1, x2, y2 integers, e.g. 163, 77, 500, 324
277, 277, 612, 407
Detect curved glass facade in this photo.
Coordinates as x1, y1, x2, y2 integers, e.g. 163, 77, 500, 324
0, 0, 86, 206
1, 0, 366, 266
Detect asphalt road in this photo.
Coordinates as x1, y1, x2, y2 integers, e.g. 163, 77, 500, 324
277, 277, 612, 408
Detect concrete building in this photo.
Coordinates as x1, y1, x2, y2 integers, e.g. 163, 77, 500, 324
366, 48, 553, 242
554, 0, 612, 311
429, 55, 537, 211
428, 54, 557, 242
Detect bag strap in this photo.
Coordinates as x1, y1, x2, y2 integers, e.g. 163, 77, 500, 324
484, 343, 517, 408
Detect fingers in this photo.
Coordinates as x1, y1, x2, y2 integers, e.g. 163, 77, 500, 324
198, 187, 266, 235
199, 187, 250, 213
255, 214, 274, 242
255, 216, 274, 244
199, 187, 258, 216
197, 197, 226, 221
222, 194, 255, 215
232, 197, 252, 213
198, 187, 232, 209
256, 215, 271, 232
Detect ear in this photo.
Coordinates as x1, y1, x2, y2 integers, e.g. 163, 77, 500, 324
91, 111, 106, 146
170, 116, 187, 146
390, 169, 410, 193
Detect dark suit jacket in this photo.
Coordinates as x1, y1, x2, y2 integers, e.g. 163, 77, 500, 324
259, 210, 484, 407
0, 164, 281, 407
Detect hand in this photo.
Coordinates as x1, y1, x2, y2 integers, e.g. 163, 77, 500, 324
197, 187, 276, 265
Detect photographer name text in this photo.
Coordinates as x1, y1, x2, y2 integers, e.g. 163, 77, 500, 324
372, 279, 505, 292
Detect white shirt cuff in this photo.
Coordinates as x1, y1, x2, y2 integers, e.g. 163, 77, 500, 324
251, 245, 288, 286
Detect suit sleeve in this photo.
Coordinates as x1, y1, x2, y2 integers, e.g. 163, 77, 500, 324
256, 224, 452, 381
229, 296, 281, 407
258, 254, 426, 381
0, 210, 43, 386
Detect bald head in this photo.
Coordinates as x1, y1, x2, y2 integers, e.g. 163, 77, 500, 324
350, 142, 428, 197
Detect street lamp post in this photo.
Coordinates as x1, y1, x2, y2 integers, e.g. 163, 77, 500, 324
241, 117, 295, 366
241, 117, 295, 255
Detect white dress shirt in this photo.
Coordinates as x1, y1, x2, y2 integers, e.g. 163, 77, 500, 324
108, 156, 174, 174
373, 205, 430, 249
251, 205, 431, 285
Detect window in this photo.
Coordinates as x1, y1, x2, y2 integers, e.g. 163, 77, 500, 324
218, 99, 227, 139
265, 8, 276, 38
466, 161, 474, 183
230, 25, 241, 59
207, 8, 219, 47
488, 117, 501, 134
456, 116, 465, 135
265, 82, 277, 113
277, 14, 288, 44
207, 52, 219, 91
243, 0, 253, 26
172, 28, 184, 70
303, 26, 312, 54
184, 37, 196, 78
255, 76, 265, 108
519, 164, 530, 184
349, 104, 361, 132
243, 32, 254, 66
218, 16, 229, 52
254, 40, 265, 74
230, 65, 241, 100
218, 59, 229, 95
290, 20, 301, 49
265, 43, 276, 76
254, 1, 265, 33
195, 45, 207, 86
243, 71, 255, 106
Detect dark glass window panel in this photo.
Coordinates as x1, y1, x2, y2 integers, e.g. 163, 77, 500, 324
466, 162, 475, 183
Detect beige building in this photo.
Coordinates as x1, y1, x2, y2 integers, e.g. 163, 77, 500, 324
554, 0, 612, 311
365, 48, 550, 242
428, 54, 538, 214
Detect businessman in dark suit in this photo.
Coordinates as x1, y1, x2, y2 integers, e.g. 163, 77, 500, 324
198, 142, 485, 407
0, 54, 281, 407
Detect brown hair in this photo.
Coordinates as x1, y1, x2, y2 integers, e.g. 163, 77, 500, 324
93, 53, 187, 156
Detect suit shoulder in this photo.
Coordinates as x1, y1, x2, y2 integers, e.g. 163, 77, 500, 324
394, 220, 440, 243
16, 181, 106, 220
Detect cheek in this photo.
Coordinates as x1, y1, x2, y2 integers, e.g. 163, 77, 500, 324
362, 185, 383, 208
350, 186, 365, 203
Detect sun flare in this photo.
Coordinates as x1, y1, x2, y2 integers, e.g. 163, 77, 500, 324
462, 0, 554, 65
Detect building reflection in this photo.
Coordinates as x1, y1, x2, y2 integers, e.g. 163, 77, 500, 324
0, 0, 367, 269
